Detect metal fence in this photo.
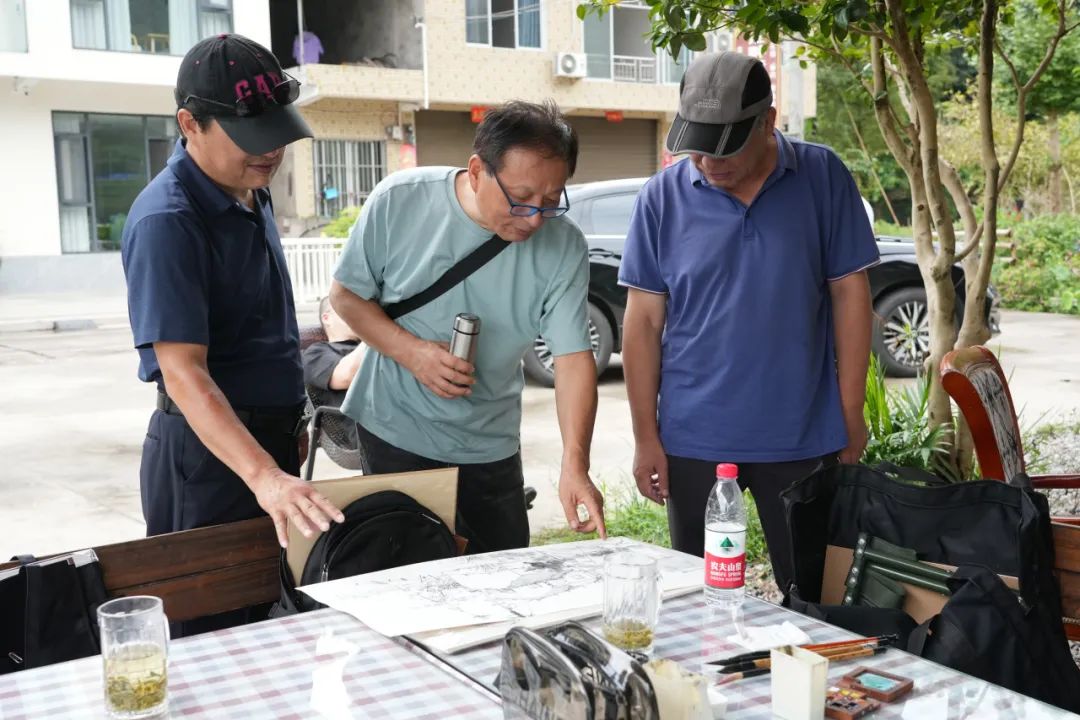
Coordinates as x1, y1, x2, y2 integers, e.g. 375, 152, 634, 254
281, 238, 343, 303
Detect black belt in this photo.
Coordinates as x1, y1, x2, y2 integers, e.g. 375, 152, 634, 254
156, 392, 308, 438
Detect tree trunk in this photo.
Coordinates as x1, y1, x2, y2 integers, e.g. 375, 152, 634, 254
883, 0, 960, 442
954, 0, 1003, 477
1047, 108, 1062, 214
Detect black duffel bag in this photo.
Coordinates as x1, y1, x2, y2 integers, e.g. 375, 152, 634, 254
0, 552, 107, 674
781, 463, 1080, 712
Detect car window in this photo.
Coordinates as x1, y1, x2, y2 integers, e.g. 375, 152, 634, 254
565, 199, 591, 234
588, 193, 637, 236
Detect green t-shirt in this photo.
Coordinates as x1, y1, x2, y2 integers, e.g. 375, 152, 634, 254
333, 166, 591, 463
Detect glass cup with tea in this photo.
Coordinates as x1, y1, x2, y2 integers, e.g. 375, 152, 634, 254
98, 596, 169, 719
602, 554, 662, 655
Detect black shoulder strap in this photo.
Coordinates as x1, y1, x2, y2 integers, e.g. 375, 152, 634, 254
383, 234, 507, 320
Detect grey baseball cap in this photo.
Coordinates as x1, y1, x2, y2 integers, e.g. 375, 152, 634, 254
665, 52, 773, 158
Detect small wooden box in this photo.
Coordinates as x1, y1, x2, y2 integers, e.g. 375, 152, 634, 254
838, 666, 914, 702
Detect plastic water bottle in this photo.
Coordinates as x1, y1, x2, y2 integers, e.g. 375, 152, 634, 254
704, 463, 747, 608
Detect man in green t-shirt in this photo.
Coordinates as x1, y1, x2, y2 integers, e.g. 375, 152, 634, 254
329, 101, 606, 553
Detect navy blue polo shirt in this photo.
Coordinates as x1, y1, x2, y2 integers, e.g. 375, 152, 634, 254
121, 140, 304, 408
618, 132, 879, 462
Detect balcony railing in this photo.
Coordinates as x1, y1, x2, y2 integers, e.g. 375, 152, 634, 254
612, 55, 657, 83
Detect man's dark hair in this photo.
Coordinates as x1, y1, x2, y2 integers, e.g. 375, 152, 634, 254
473, 100, 579, 177
318, 296, 332, 334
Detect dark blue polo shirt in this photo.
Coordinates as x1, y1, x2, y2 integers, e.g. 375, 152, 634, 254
618, 132, 879, 462
121, 140, 304, 408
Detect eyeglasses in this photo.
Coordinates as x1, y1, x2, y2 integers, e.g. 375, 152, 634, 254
490, 170, 570, 218
181, 74, 300, 118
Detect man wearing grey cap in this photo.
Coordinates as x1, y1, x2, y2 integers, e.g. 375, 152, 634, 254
620, 52, 879, 595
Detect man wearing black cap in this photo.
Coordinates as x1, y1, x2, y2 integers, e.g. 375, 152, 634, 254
121, 34, 344, 567
620, 52, 879, 596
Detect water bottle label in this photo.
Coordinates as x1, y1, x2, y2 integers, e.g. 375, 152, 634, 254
705, 529, 746, 590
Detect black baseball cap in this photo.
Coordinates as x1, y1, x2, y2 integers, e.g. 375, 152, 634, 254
665, 52, 773, 158
175, 34, 313, 156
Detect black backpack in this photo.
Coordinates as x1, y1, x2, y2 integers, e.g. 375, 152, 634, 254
909, 565, 1080, 711
781, 464, 1080, 712
275, 490, 459, 615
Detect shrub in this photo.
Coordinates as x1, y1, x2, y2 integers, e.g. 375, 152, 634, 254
322, 205, 362, 239
992, 214, 1080, 315
861, 355, 951, 474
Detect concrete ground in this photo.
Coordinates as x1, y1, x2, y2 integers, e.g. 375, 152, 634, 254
0, 309, 1077, 559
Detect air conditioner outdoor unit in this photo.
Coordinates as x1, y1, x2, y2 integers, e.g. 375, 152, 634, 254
554, 52, 588, 78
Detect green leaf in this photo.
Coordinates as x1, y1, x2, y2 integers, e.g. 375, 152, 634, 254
669, 35, 683, 61
778, 9, 811, 34
664, 4, 685, 31
576, 3, 587, 21
684, 33, 707, 52
835, 7, 850, 29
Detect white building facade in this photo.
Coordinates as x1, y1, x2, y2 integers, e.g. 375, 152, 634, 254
0, 0, 269, 292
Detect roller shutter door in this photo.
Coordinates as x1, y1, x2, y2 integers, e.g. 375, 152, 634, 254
416, 112, 657, 181
570, 117, 657, 183
416, 111, 476, 168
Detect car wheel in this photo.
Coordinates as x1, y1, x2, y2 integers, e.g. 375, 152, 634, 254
873, 287, 930, 378
523, 303, 614, 387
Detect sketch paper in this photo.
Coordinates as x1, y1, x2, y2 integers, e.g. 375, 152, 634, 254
298, 538, 702, 638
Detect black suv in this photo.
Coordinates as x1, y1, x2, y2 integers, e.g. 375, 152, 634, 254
523, 177, 1002, 385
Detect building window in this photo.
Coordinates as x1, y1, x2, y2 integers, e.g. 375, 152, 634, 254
584, 3, 689, 83
465, 0, 541, 49
313, 140, 387, 218
53, 112, 178, 253
69, 0, 233, 55
0, 0, 28, 52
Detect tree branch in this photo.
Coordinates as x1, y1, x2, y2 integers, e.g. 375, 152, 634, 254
940, 158, 984, 262
847, 97, 903, 225
870, 35, 915, 178
999, 0, 1070, 191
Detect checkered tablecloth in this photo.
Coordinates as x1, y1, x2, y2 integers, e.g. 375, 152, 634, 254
0, 609, 500, 720
426, 592, 1079, 719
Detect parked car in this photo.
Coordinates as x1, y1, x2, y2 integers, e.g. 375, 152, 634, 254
522, 177, 1002, 385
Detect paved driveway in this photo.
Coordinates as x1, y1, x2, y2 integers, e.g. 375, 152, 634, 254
0, 310, 1076, 559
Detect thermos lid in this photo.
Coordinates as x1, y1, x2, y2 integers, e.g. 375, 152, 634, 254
454, 313, 481, 334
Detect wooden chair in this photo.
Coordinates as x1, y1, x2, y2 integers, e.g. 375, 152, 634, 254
940, 346, 1080, 495
0, 517, 279, 623
941, 345, 1080, 640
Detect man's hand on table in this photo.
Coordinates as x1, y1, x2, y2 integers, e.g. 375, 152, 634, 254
559, 467, 607, 539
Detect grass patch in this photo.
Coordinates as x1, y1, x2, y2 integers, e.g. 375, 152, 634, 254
531, 485, 768, 566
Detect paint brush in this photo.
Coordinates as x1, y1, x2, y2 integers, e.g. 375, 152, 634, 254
715, 645, 888, 674
706, 633, 898, 666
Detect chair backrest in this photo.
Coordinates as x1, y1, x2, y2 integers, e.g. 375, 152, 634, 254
0, 517, 279, 623
1053, 522, 1080, 641
940, 345, 1026, 483
308, 386, 367, 470
299, 323, 328, 351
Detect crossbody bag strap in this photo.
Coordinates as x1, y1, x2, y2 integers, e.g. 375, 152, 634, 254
382, 235, 507, 321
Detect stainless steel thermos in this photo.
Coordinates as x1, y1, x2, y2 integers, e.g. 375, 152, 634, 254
449, 313, 481, 364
